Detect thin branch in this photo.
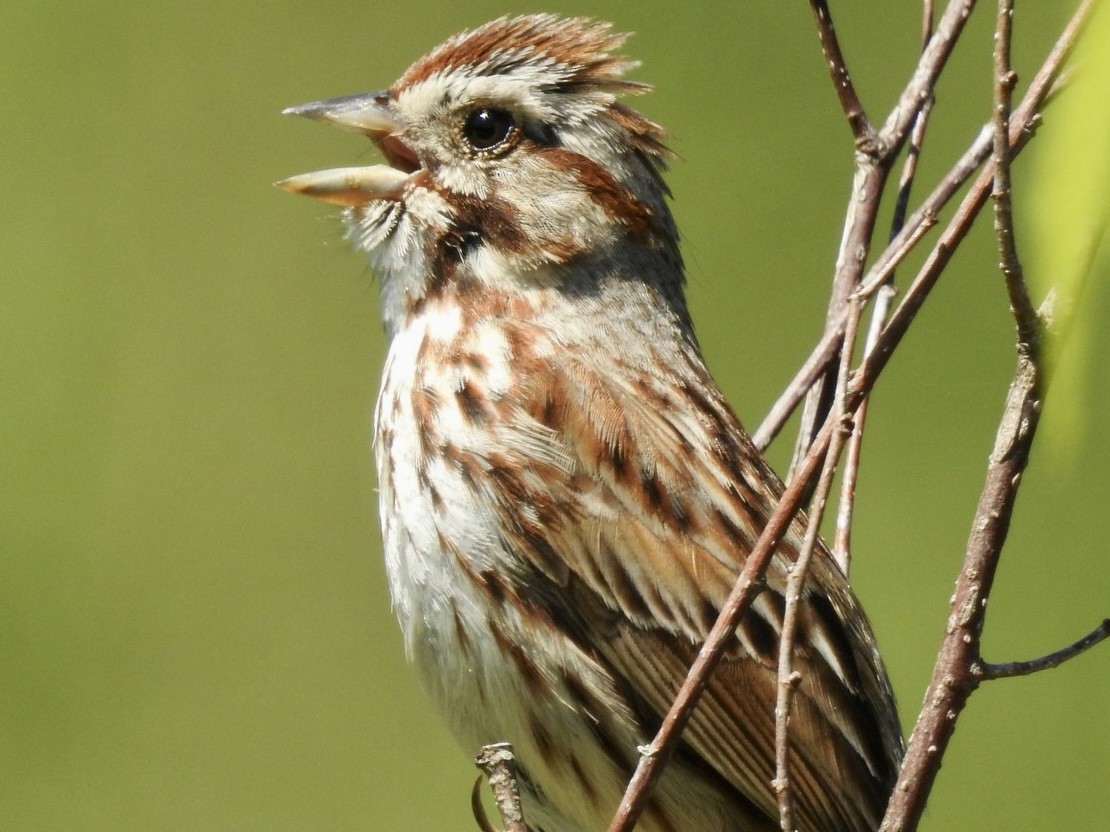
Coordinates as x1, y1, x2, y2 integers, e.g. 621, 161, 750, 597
920, 0, 937, 47
832, 284, 893, 570
808, 0, 876, 147
854, 23, 1077, 396
474, 744, 528, 832
877, 0, 978, 158
835, 3, 937, 570
974, 620, 1110, 680
991, 0, 1040, 343
753, 322, 841, 451
773, 297, 862, 828
879, 352, 1042, 832
788, 163, 886, 481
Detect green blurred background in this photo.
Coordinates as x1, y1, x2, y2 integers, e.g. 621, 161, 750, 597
2, 2, 1106, 830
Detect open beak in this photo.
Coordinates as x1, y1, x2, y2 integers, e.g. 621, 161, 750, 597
275, 91, 419, 207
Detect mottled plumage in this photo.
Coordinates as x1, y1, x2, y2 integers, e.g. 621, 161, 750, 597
280, 15, 903, 832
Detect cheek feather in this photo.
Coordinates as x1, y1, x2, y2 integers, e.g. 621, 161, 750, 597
433, 148, 658, 280
553, 151, 661, 240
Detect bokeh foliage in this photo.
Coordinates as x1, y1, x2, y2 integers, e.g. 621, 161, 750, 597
2, 2, 1106, 830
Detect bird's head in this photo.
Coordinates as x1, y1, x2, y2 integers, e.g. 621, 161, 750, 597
278, 15, 681, 334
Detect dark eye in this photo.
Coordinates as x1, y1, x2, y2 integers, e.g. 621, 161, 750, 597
463, 108, 515, 151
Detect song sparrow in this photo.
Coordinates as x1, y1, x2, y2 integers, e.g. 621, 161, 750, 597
279, 14, 903, 832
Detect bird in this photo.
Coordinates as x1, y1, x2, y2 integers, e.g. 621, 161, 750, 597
278, 14, 903, 832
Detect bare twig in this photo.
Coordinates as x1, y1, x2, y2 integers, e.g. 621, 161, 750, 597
787, 162, 885, 481
852, 23, 1077, 398
808, 0, 876, 146
474, 744, 529, 832
919, 2, 937, 59
991, 0, 1040, 342
834, 2, 937, 570
879, 353, 1042, 832
753, 325, 841, 451
853, 0, 1090, 416
752, 201, 934, 453
471, 780, 498, 832
832, 283, 893, 571
773, 297, 862, 828
877, 0, 978, 156
974, 620, 1110, 680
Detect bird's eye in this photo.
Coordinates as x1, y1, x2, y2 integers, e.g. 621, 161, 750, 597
463, 108, 515, 151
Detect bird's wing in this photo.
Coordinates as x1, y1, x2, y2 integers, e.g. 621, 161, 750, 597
491, 352, 903, 831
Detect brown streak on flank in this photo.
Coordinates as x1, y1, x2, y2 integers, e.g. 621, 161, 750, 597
603, 427, 630, 481
456, 378, 491, 425
489, 615, 547, 698
410, 381, 440, 424
539, 391, 559, 429
602, 543, 651, 621
486, 454, 568, 582
529, 716, 557, 769
449, 599, 472, 656
668, 491, 694, 534
441, 441, 480, 489
412, 386, 441, 463
377, 425, 394, 452
487, 454, 528, 504
639, 465, 664, 513
516, 523, 566, 586
478, 569, 508, 605
561, 395, 616, 478
461, 349, 490, 374
415, 321, 436, 365
521, 369, 567, 430
443, 528, 539, 627
568, 754, 600, 808
711, 504, 754, 552
562, 670, 632, 776
417, 468, 443, 510
636, 464, 692, 535
500, 325, 567, 415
